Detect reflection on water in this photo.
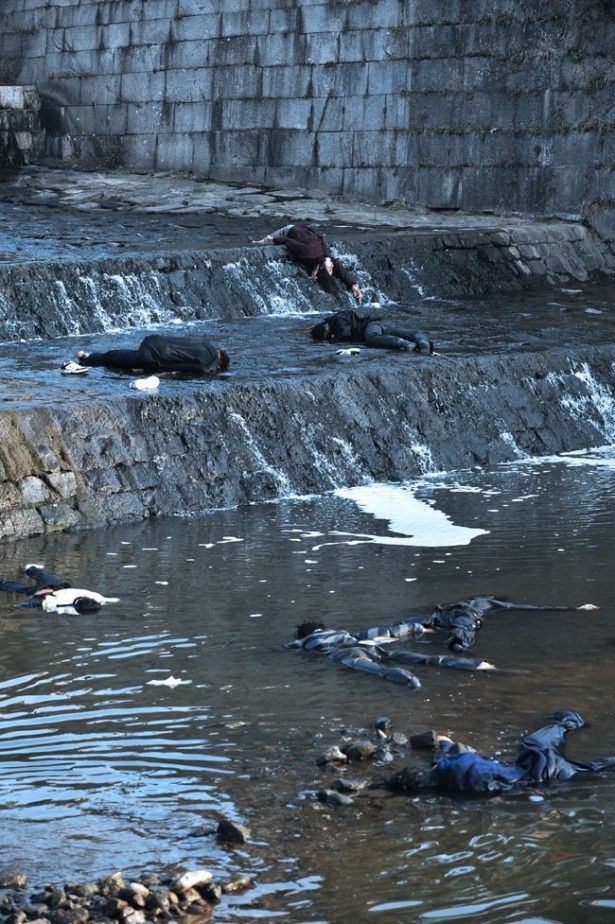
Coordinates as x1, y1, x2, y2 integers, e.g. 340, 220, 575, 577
0, 448, 614, 922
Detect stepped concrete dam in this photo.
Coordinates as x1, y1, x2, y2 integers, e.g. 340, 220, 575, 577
0, 168, 614, 543
1, 3, 615, 921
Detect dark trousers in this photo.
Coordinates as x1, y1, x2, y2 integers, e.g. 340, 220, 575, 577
364, 321, 431, 354
83, 347, 155, 372
83, 347, 204, 375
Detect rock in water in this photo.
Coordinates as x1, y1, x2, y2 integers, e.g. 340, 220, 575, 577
318, 788, 354, 806
217, 819, 251, 844
316, 745, 347, 765
173, 871, 213, 893
410, 730, 438, 750
344, 739, 376, 761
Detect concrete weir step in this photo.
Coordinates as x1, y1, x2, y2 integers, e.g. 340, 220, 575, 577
1, 299, 615, 543
0, 222, 614, 343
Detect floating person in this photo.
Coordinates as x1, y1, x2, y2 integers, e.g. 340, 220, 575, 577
308, 308, 434, 355
252, 223, 363, 302
380, 710, 615, 796
61, 334, 230, 377
287, 595, 598, 689
287, 617, 496, 692
0, 564, 119, 615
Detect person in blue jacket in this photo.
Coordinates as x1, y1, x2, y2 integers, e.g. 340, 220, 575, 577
382, 711, 615, 795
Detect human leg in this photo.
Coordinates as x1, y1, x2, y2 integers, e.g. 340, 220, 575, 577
364, 321, 431, 352
80, 348, 145, 371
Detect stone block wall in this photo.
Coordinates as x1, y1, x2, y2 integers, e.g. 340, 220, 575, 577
0, 0, 613, 232
0, 85, 45, 168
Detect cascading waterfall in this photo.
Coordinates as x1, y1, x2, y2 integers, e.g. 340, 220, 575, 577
549, 363, 615, 443
0, 242, 408, 343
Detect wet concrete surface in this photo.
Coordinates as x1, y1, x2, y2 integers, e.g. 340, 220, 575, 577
1, 286, 614, 411
0, 165, 575, 265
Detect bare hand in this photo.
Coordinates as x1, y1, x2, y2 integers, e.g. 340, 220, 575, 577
352, 284, 363, 302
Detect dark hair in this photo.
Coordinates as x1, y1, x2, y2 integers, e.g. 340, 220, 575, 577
296, 621, 326, 639
314, 263, 338, 295
217, 349, 230, 371
310, 322, 329, 341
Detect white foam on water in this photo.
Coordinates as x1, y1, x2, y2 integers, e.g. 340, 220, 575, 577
332, 483, 489, 547
505, 444, 615, 471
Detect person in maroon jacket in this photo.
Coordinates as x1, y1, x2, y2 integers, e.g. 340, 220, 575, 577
253, 223, 363, 301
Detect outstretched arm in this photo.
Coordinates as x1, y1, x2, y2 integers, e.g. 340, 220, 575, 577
251, 224, 294, 245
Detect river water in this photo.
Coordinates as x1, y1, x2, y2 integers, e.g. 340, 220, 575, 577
1, 446, 614, 922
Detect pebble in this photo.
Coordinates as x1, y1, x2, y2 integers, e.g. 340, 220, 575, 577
410, 730, 438, 749
0, 867, 235, 924
318, 788, 354, 807
344, 739, 376, 761
220, 875, 252, 894
330, 777, 368, 794
216, 819, 251, 845
173, 872, 212, 894
316, 745, 347, 765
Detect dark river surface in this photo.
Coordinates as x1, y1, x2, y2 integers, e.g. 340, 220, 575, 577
1, 447, 614, 923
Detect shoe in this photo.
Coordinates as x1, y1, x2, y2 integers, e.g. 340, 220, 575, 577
61, 362, 89, 374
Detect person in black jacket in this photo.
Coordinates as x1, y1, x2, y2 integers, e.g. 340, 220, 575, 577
72, 334, 230, 376
252, 224, 363, 301
309, 308, 434, 355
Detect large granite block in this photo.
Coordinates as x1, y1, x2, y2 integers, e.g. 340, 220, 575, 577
221, 9, 269, 37
266, 128, 315, 167
155, 131, 194, 170
172, 13, 220, 42
347, 0, 405, 30
167, 40, 209, 70
276, 97, 312, 130
222, 98, 276, 130
121, 71, 165, 103
262, 65, 311, 98
173, 100, 212, 132
165, 67, 213, 102
367, 60, 411, 95
209, 34, 257, 66
343, 96, 386, 132
213, 63, 262, 98
317, 131, 353, 168
301, 3, 348, 34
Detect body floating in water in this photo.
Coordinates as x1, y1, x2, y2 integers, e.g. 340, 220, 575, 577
288, 596, 598, 690
0, 564, 119, 615
382, 711, 615, 795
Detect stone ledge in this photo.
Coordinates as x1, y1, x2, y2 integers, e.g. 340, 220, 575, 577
0, 344, 614, 543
